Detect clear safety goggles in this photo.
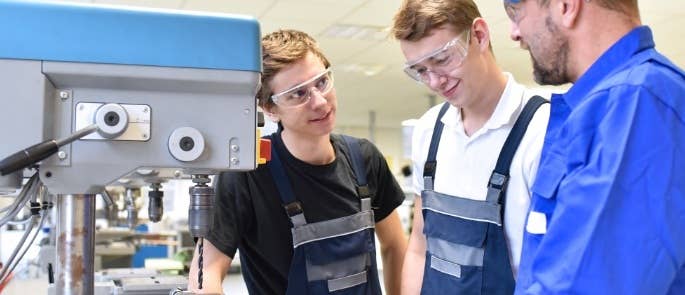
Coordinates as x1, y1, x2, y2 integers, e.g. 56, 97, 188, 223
504, 1, 526, 23
403, 30, 470, 84
271, 68, 334, 107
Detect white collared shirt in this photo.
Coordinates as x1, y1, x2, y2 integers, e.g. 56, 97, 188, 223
411, 73, 550, 276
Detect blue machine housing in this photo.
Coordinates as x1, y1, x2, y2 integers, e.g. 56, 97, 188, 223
0, 0, 261, 72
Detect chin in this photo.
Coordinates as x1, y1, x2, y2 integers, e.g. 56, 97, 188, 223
321, 122, 335, 135
444, 95, 464, 107
309, 122, 335, 137
308, 128, 333, 138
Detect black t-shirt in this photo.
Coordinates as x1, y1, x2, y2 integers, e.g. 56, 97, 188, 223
206, 132, 405, 295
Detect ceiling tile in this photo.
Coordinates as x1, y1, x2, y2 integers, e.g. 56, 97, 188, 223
59, 0, 94, 3
342, 0, 403, 27
94, 0, 183, 9
316, 37, 380, 63
181, 0, 275, 17
262, 0, 365, 23
341, 40, 403, 65
260, 19, 333, 37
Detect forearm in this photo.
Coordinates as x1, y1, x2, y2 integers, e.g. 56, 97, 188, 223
381, 241, 406, 295
401, 197, 426, 295
401, 236, 426, 295
375, 210, 408, 295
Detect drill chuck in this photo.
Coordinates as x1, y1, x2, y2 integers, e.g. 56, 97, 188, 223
126, 206, 137, 229
148, 189, 164, 222
188, 185, 214, 238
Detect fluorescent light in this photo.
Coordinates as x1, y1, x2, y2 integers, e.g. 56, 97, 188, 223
339, 63, 387, 76
322, 24, 387, 41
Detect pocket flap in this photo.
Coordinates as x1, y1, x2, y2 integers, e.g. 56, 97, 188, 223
427, 238, 485, 267
304, 228, 375, 266
532, 154, 566, 200
423, 209, 489, 248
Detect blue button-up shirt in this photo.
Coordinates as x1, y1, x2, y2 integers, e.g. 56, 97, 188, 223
516, 26, 685, 294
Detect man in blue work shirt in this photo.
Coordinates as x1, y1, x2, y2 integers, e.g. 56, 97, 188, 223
502, 0, 685, 293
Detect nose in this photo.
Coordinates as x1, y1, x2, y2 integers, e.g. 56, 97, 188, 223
509, 21, 521, 42
308, 87, 328, 108
426, 72, 447, 90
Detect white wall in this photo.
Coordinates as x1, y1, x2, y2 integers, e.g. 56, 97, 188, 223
335, 125, 411, 177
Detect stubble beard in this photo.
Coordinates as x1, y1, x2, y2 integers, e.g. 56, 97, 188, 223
531, 16, 571, 86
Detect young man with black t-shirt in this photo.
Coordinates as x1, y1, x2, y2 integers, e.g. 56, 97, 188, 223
188, 29, 407, 295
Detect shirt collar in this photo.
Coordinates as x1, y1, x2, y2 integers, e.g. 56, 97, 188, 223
441, 72, 522, 130
563, 26, 655, 109
485, 72, 524, 130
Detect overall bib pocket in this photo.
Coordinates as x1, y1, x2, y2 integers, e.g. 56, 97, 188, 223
421, 191, 491, 294
299, 211, 378, 294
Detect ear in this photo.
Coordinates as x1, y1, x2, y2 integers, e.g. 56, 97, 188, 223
556, 0, 582, 29
262, 104, 280, 123
471, 17, 491, 53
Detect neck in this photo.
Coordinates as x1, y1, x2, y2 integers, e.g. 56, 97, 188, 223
281, 129, 335, 165
461, 69, 507, 136
568, 9, 641, 82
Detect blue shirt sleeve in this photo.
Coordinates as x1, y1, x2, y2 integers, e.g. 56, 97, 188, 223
518, 85, 685, 294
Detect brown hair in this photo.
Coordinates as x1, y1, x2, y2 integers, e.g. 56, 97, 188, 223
391, 0, 482, 41
257, 29, 331, 110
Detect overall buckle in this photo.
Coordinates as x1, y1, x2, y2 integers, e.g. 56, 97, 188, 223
486, 172, 509, 204
284, 201, 303, 217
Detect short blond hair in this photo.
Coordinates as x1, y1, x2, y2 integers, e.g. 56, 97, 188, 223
391, 0, 482, 41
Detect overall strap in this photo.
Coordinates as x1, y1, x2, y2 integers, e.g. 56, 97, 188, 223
486, 95, 548, 205
341, 135, 372, 212
423, 102, 451, 191
268, 138, 306, 227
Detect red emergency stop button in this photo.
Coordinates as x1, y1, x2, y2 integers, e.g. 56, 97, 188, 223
258, 138, 271, 164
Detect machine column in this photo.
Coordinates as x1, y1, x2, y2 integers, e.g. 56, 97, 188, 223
55, 194, 96, 294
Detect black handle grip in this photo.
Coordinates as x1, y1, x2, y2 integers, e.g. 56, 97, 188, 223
48, 263, 54, 284
0, 140, 58, 176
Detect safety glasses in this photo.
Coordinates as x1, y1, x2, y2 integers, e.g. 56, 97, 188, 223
271, 68, 334, 108
504, 1, 526, 23
403, 30, 470, 84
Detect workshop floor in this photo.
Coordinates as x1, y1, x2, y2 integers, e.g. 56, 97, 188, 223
1, 273, 250, 294
4, 270, 387, 294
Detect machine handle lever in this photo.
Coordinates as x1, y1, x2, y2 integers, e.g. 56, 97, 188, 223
0, 140, 57, 176
0, 124, 98, 176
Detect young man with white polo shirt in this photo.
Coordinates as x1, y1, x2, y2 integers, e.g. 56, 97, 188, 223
391, 1, 550, 294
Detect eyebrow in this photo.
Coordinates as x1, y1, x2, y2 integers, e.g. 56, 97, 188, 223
406, 45, 447, 67
275, 69, 329, 96
292, 71, 325, 89
405, 36, 463, 68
